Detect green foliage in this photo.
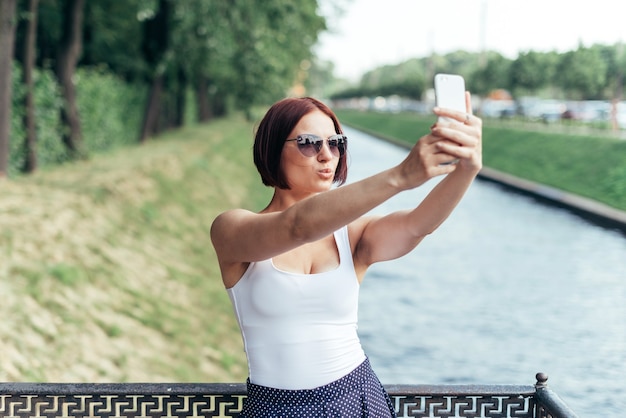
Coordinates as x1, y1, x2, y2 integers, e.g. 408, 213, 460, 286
9, 62, 65, 175
30, 0, 63, 66
510, 50, 559, 94
8, 0, 329, 175
82, 0, 148, 80
225, 0, 326, 113
33, 68, 66, 166
335, 109, 626, 211
9, 64, 146, 175
332, 43, 626, 102
333, 50, 496, 100
76, 67, 147, 152
338, 60, 428, 100
556, 46, 608, 99
469, 53, 512, 95
9, 63, 26, 174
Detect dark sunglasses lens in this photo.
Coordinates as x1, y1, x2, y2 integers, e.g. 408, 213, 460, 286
297, 135, 322, 157
329, 135, 346, 156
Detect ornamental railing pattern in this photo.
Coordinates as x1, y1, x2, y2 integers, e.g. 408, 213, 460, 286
0, 373, 578, 418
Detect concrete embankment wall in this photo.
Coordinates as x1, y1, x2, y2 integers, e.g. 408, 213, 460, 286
477, 166, 626, 235
366, 129, 626, 235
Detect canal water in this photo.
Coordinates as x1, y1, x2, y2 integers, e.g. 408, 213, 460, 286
344, 126, 626, 417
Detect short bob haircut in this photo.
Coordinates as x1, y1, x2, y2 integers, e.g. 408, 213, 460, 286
253, 97, 348, 189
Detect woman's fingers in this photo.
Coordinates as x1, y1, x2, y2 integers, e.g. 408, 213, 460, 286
435, 139, 474, 159
431, 124, 480, 149
433, 108, 481, 129
465, 91, 473, 116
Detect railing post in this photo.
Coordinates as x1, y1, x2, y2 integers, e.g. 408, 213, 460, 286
534, 372, 579, 418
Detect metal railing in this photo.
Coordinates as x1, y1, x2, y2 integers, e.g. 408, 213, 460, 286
0, 373, 578, 417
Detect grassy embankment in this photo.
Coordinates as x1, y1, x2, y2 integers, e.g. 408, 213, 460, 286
335, 110, 626, 212
0, 115, 271, 383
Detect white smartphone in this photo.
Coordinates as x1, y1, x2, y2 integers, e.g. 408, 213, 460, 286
434, 73, 466, 165
434, 73, 466, 122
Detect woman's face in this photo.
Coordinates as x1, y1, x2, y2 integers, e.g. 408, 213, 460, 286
280, 110, 340, 193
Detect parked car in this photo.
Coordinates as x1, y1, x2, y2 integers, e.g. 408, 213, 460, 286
562, 100, 610, 122
516, 96, 542, 118
479, 98, 517, 118
523, 99, 566, 123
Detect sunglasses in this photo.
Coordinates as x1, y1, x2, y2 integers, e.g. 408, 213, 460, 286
285, 134, 347, 158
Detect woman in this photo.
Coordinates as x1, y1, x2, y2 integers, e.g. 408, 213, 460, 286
211, 95, 482, 417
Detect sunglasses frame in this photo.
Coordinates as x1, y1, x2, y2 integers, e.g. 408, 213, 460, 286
285, 134, 347, 158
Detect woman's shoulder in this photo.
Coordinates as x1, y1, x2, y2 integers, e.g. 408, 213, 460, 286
210, 208, 255, 240
212, 208, 258, 226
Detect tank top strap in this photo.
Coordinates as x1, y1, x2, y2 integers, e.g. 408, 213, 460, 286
335, 226, 355, 271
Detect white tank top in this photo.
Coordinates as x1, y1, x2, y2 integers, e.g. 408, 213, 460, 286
226, 226, 366, 390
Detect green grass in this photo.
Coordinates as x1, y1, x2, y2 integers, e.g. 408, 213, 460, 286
0, 114, 271, 383
336, 110, 626, 211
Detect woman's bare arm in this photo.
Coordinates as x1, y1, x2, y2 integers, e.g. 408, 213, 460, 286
354, 95, 483, 268
210, 133, 457, 266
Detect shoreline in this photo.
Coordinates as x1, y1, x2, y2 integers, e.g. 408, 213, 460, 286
477, 166, 626, 235
359, 126, 626, 235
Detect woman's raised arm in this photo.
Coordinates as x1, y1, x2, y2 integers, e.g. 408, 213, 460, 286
210, 133, 458, 267
353, 95, 483, 269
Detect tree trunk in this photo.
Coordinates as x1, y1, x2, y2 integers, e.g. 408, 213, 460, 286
22, 0, 39, 173
56, 0, 85, 159
0, 0, 17, 178
212, 91, 227, 117
174, 67, 186, 128
139, 0, 169, 141
139, 74, 164, 142
195, 76, 212, 122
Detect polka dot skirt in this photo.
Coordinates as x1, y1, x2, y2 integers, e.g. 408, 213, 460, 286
240, 358, 396, 417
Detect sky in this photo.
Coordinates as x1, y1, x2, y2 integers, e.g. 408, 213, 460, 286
315, 0, 626, 81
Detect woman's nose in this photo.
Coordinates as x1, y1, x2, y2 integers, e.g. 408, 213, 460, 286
317, 140, 334, 160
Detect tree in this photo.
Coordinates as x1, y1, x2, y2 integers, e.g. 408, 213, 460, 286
228, 0, 326, 118
170, 0, 234, 122
556, 46, 608, 99
358, 60, 428, 100
56, 0, 85, 158
81, 0, 146, 81
510, 51, 557, 94
21, 0, 39, 173
0, 0, 17, 177
468, 52, 512, 96
615, 43, 625, 100
139, 0, 170, 141
593, 43, 625, 100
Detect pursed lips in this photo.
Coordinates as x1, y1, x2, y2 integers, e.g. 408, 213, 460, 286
317, 168, 334, 178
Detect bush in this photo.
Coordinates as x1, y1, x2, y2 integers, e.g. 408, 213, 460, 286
33, 68, 66, 166
9, 64, 147, 176
9, 63, 26, 175
76, 66, 146, 152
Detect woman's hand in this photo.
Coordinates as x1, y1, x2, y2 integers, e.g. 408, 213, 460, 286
394, 93, 482, 191
430, 92, 483, 173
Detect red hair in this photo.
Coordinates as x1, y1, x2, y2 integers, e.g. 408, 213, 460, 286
253, 97, 348, 189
